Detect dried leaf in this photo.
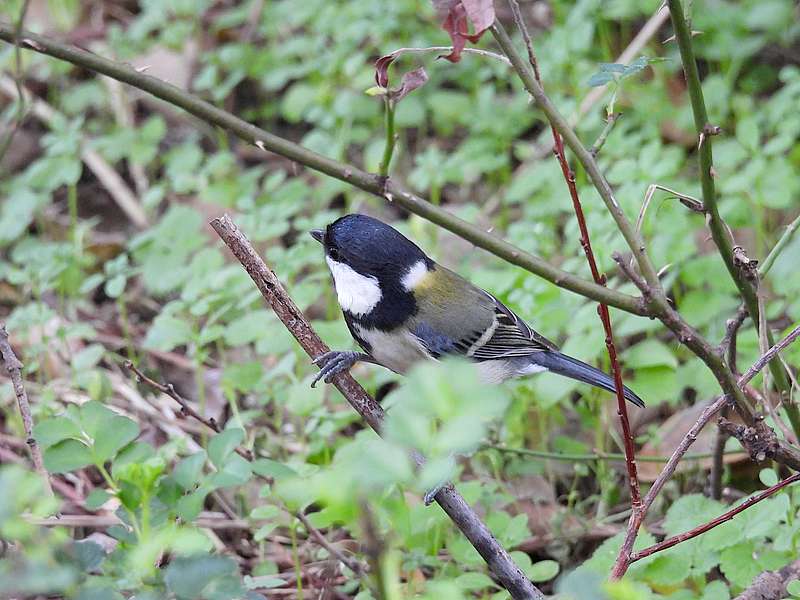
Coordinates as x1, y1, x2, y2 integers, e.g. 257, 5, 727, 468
432, 0, 494, 62
373, 55, 429, 102
393, 67, 429, 101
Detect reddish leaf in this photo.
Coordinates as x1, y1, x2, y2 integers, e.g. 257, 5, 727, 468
393, 67, 429, 101
375, 53, 396, 88
432, 0, 495, 62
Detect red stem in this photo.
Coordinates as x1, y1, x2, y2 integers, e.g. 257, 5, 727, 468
629, 473, 800, 562
549, 127, 642, 509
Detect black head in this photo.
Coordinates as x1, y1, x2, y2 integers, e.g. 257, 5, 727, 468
310, 214, 431, 280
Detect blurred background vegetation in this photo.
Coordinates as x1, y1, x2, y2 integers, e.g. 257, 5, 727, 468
1, 0, 800, 598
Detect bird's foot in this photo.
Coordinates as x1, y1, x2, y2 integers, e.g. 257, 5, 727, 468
311, 351, 365, 387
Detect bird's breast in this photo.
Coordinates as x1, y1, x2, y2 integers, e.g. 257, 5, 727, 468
353, 323, 430, 374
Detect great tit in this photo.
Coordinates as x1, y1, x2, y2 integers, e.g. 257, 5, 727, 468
309, 214, 643, 408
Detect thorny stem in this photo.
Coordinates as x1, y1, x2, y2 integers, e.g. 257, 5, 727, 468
0, 23, 643, 316
210, 215, 544, 600
379, 98, 395, 177
504, 0, 641, 509
667, 0, 799, 438
630, 473, 800, 562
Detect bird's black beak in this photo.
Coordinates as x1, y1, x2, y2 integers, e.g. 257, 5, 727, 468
309, 229, 325, 244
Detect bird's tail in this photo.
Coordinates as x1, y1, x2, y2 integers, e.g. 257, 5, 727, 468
529, 351, 645, 408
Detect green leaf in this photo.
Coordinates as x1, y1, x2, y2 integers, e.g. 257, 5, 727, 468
85, 488, 111, 510
787, 579, 800, 597
250, 505, 281, 520
588, 71, 615, 87
528, 559, 559, 582
165, 555, 238, 599
643, 551, 692, 586
143, 314, 194, 352
623, 339, 678, 369
174, 451, 207, 491
44, 439, 94, 473
759, 467, 779, 487
209, 453, 252, 488
33, 416, 82, 448
720, 541, 761, 588
176, 488, 209, 521
208, 428, 244, 469
454, 572, 497, 591
72, 344, 105, 371
74, 540, 106, 571
93, 415, 140, 464
251, 458, 297, 481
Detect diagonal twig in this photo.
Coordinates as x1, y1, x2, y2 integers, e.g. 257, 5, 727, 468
0, 322, 53, 498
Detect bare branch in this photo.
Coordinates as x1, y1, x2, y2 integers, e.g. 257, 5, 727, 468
0, 322, 53, 498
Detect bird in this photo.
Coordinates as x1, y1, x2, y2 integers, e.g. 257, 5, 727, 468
308, 213, 643, 408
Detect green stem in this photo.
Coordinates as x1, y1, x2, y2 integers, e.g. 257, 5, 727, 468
290, 521, 304, 600
68, 183, 78, 247
482, 444, 746, 463
760, 212, 800, 277
378, 98, 395, 177
666, 0, 799, 438
0, 23, 644, 316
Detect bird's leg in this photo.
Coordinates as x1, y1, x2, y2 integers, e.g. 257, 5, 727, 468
310, 351, 374, 387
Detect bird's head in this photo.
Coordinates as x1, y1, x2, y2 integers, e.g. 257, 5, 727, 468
310, 214, 432, 316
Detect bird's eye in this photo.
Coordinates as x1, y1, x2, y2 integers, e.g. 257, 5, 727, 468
328, 247, 340, 261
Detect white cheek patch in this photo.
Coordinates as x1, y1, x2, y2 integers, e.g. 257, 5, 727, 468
401, 259, 429, 291
326, 256, 382, 316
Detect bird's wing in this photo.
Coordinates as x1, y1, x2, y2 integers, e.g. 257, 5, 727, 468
466, 292, 559, 360
409, 265, 558, 361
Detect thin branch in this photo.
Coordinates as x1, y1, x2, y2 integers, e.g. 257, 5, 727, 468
589, 112, 620, 157
667, 0, 797, 438
740, 323, 800, 387
0, 24, 641, 315
0, 322, 53, 498
709, 411, 728, 500
629, 473, 800, 562
123, 360, 364, 575
719, 304, 749, 373
635, 184, 704, 236
759, 212, 800, 277
483, 443, 745, 463
123, 360, 253, 462
381, 45, 511, 66
210, 214, 544, 600
504, 1, 641, 509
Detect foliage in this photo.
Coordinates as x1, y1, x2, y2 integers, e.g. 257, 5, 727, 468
1, 0, 800, 598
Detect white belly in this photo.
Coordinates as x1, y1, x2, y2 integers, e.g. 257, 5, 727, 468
354, 324, 430, 374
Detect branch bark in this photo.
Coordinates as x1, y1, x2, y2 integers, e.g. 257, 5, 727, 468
0, 322, 53, 498
0, 23, 642, 317
210, 215, 543, 600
